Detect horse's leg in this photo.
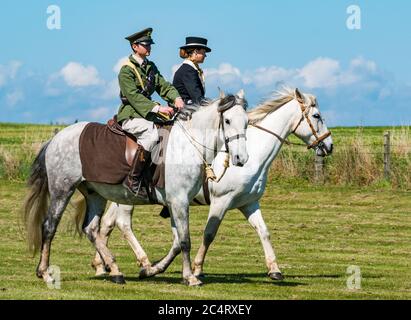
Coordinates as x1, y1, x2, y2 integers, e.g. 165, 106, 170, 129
82, 192, 125, 284
36, 189, 75, 284
192, 201, 229, 278
170, 200, 201, 286
91, 202, 117, 276
115, 204, 151, 269
239, 201, 284, 280
139, 215, 181, 278
93, 203, 152, 276
141, 201, 201, 286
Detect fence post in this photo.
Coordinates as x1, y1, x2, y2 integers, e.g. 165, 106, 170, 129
384, 131, 391, 180
314, 155, 325, 184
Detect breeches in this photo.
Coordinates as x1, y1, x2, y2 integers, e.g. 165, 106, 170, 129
122, 118, 159, 152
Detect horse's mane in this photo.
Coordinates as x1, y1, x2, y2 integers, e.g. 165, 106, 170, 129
177, 94, 248, 121
247, 87, 316, 125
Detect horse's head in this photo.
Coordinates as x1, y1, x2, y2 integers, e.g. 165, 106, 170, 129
217, 89, 249, 166
291, 88, 333, 157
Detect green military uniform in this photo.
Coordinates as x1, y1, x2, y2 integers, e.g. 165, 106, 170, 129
117, 54, 180, 123
118, 27, 181, 197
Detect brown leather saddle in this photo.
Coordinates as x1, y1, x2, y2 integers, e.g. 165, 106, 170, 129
107, 117, 139, 167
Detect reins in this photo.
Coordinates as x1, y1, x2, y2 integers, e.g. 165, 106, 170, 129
250, 96, 331, 150
249, 123, 306, 147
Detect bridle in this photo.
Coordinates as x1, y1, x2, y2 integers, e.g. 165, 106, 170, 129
217, 111, 247, 155
175, 98, 247, 182
250, 97, 332, 150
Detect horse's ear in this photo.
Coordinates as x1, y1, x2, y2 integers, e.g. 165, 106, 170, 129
295, 88, 305, 104
218, 87, 226, 99
236, 89, 245, 99
217, 95, 236, 113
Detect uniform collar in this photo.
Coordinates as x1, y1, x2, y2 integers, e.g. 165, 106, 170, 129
130, 54, 147, 67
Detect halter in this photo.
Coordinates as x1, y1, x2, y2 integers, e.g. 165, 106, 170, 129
294, 98, 332, 150
250, 96, 331, 151
217, 111, 247, 155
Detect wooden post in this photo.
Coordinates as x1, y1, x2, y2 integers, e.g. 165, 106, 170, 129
314, 155, 325, 184
384, 131, 391, 180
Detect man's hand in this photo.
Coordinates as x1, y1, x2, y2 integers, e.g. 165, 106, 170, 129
158, 106, 175, 116
174, 97, 185, 110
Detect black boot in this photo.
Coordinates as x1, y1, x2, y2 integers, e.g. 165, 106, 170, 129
123, 145, 150, 197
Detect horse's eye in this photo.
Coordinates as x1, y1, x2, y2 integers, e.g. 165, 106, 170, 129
313, 114, 321, 119
225, 119, 231, 125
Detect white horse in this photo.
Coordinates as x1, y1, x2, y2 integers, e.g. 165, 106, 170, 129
22, 91, 249, 287
91, 88, 333, 281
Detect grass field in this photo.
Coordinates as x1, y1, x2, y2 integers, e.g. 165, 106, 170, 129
0, 180, 410, 300
0, 123, 411, 300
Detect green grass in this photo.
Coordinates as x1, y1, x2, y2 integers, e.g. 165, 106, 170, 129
0, 180, 410, 300
2, 123, 411, 187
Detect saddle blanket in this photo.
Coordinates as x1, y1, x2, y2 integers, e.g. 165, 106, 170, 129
79, 122, 131, 184
79, 121, 171, 193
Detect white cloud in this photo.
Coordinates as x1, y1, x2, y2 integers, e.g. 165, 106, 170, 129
243, 66, 297, 88
6, 89, 24, 106
60, 62, 102, 87
88, 106, 116, 121
0, 61, 23, 87
101, 79, 120, 100
204, 63, 243, 88
298, 57, 341, 88
113, 56, 129, 73
200, 57, 384, 93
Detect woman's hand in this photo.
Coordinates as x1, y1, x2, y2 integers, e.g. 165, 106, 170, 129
174, 97, 185, 110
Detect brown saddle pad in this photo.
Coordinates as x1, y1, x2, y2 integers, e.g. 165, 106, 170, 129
79, 122, 131, 184
79, 121, 172, 191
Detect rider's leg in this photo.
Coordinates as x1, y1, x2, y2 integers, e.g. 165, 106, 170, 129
121, 118, 158, 196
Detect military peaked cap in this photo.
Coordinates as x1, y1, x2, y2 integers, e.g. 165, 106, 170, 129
125, 27, 155, 45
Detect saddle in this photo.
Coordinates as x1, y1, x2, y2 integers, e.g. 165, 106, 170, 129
79, 117, 171, 203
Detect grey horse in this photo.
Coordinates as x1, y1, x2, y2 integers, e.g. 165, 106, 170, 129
22, 91, 249, 286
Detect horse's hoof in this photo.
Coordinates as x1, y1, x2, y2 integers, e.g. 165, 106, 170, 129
110, 275, 126, 284
194, 272, 205, 280
139, 267, 155, 279
183, 276, 203, 287
268, 272, 284, 281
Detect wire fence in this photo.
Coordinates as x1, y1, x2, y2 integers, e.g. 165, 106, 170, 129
270, 130, 411, 189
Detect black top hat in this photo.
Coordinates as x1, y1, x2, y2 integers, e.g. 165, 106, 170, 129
180, 37, 211, 52
125, 27, 155, 45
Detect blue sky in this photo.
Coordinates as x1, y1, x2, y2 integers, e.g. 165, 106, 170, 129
0, 0, 410, 126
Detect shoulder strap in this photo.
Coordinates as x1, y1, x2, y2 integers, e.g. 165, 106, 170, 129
122, 60, 145, 89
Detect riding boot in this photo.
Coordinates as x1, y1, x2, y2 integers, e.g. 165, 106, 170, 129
123, 145, 151, 197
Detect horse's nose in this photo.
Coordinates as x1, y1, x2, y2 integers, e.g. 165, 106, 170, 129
234, 155, 244, 167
